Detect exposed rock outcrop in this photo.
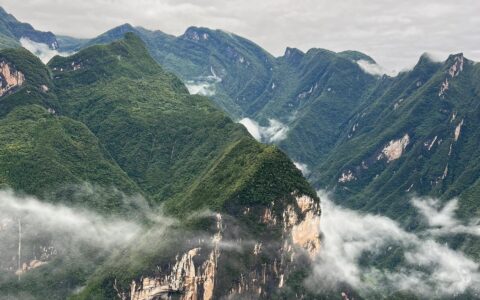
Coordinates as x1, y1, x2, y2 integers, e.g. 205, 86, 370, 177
439, 54, 464, 98
378, 134, 410, 162
338, 170, 356, 183
127, 194, 321, 300
454, 119, 464, 141
15, 259, 48, 276
130, 214, 223, 300
0, 60, 25, 97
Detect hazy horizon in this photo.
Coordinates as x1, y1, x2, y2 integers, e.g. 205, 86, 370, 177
1, 0, 479, 72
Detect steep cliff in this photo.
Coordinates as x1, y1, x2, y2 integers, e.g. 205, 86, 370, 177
124, 193, 320, 300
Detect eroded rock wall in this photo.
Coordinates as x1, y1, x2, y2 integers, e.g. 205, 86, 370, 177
0, 60, 25, 97
127, 194, 321, 300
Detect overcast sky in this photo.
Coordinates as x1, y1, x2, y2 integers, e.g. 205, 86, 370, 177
1, 0, 479, 71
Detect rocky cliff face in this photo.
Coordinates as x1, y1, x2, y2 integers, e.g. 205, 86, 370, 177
0, 60, 25, 97
126, 193, 321, 300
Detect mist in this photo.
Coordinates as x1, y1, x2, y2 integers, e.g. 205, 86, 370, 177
308, 191, 480, 298
2, 184, 480, 299
356, 59, 396, 76
185, 66, 222, 97
0, 187, 177, 279
20, 38, 72, 64
413, 197, 480, 237
293, 161, 310, 177
239, 117, 289, 143
185, 81, 216, 96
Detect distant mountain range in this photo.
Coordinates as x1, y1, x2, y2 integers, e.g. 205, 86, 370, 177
35, 17, 479, 228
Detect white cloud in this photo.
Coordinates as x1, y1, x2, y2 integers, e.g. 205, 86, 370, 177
307, 191, 480, 298
185, 81, 216, 96
423, 52, 447, 63
293, 161, 310, 176
239, 118, 289, 143
185, 66, 222, 96
20, 38, 72, 63
0, 187, 179, 270
412, 197, 480, 236
239, 118, 262, 140
356, 59, 396, 76
0, 190, 143, 249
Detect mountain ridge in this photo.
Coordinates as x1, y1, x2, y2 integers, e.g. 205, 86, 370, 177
0, 33, 323, 299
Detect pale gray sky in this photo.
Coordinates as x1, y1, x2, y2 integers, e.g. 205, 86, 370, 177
1, 0, 479, 72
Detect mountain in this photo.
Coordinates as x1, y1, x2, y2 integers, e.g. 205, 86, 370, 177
64, 23, 480, 230
2, 9, 479, 223
53, 23, 381, 170
57, 24, 276, 118
0, 33, 322, 299
1, 7, 479, 298
0, 7, 58, 50
314, 53, 480, 220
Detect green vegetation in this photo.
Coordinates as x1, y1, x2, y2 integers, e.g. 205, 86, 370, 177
314, 54, 480, 224
0, 33, 318, 299
75, 25, 479, 234
57, 24, 276, 118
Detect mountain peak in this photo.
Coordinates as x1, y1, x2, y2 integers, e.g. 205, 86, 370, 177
282, 47, 305, 65
0, 6, 58, 49
182, 26, 212, 41
408, 52, 444, 73
338, 50, 376, 64
445, 52, 464, 65
0, 6, 14, 20
284, 47, 304, 57
48, 33, 164, 86
110, 23, 135, 34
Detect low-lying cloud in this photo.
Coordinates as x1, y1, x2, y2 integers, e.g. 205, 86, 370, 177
0, 187, 177, 280
185, 66, 222, 97
307, 191, 480, 298
413, 197, 480, 236
20, 38, 72, 64
356, 59, 396, 76
0, 190, 142, 248
239, 117, 289, 143
293, 161, 310, 177
2, 183, 479, 299
185, 81, 216, 96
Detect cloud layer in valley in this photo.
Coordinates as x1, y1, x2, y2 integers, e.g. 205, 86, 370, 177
0, 189, 168, 252
239, 118, 289, 143
1, 184, 480, 298
412, 197, 480, 236
308, 191, 480, 298
185, 67, 222, 96
20, 38, 72, 63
